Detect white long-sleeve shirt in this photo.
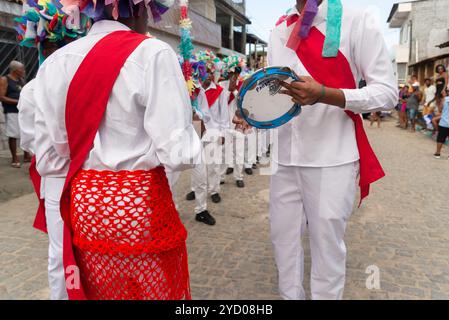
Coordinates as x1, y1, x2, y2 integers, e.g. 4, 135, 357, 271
33, 20, 201, 178
197, 88, 218, 131
268, 1, 397, 167
201, 82, 230, 141
18, 78, 63, 200
219, 80, 238, 126
18, 79, 36, 154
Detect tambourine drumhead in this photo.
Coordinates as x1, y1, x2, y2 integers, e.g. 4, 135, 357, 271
237, 67, 301, 129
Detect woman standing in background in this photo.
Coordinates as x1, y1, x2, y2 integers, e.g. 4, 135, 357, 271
435, 64, 448, 96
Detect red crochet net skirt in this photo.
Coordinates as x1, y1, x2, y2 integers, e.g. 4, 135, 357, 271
70, 167, 190, 300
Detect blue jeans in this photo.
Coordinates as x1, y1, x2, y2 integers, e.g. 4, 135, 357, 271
407, 109, 418, 120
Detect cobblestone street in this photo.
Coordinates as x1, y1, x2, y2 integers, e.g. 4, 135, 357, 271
1, 117, 449, 300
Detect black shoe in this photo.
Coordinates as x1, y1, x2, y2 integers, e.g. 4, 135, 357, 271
252, 163, 257, 169
245, 168, 253, 175
220, 180, 225, 185
186, 191, 195, 201
211, 193, 221, 203
434, 153, 441, 159
236, 180, 245, 188
226, 167, 234, 175
195, 211, 216, 226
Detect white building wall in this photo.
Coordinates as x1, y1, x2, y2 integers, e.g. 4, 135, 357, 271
409, 0, 449, 65
190, 0, 217, 22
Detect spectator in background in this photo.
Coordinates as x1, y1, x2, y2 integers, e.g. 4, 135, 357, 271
370, 111, 382, 128
432, 92, 445, 136
423, 78, 436, 110
434, 89, 449, 159
398, 84, 409, 129
0, 61, 30, 168
432, 65, 448, 136
406, 85, 422, 132
409, 75, 420, 91
435, 64, 448, 97
422, 78, 436, 132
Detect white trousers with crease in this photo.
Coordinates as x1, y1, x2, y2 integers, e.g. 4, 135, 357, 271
221, 130, 246, 181
43, 177, 68, 300
269, 162, 358, 300
244, 130, 257, 169
191, 141, 222, 214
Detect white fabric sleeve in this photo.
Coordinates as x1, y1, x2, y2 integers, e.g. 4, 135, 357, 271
342, 11, 397, 114
197, 88, 212, 124
18, 80, 36, 154
33, 58, 71, 177
143, 47, 202, 171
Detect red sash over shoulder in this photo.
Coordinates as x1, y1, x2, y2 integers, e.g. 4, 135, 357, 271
295, 27, 385, 206
58, 30, 190, 300
30, 156, 46, 232
60, 30, 147, 299
205, 85, 224, 108
228, 81, 243, 104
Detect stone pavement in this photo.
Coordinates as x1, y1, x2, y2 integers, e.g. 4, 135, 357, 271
1, 117, 449, 300
0, 150, 34, 204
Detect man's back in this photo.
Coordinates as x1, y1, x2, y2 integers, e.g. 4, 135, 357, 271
33, 20, 200, 178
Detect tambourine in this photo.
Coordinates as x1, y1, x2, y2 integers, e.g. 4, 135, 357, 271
237, 66, 302, 129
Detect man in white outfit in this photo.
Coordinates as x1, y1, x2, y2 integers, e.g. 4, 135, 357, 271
22, 0, 198, 300
266, 0, 397, 300
19, 80, 69, 300
186, 56, 230, 225
219, 56, 251, 188
189, 86, 222, 225
220, 79, 245, 187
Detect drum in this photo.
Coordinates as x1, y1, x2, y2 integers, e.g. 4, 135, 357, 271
237, 66, 302, 129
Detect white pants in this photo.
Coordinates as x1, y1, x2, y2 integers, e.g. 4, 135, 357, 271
244, 130, 257, 169
166, 170, 181, 208
257, 129, 270, 158
221, 130, 246, 181
43, 177, 68, 300
191, 141, 221, 214
269, 162, 358, 300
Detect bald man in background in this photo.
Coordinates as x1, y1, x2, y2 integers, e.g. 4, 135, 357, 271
0, 61, 31, 168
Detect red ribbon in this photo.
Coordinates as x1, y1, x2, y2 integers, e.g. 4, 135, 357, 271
295, 27, 385, 206
205, 85, 224, 108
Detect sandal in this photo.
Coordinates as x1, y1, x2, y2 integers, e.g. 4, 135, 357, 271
11, 162, 21, 169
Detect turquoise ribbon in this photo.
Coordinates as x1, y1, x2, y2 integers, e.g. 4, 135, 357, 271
38, 43, 45, 66
322, 0, 342, 58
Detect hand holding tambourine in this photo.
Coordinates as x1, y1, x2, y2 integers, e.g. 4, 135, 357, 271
236, 67, 303, 129
233, 110, 253, 134
236, 67, 346, 129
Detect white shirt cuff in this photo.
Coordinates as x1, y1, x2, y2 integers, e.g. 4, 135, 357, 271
342, 89, 366, 114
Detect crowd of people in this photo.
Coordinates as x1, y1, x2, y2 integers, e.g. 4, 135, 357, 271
395, 65, 449, 159
2, 0, 275, 301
